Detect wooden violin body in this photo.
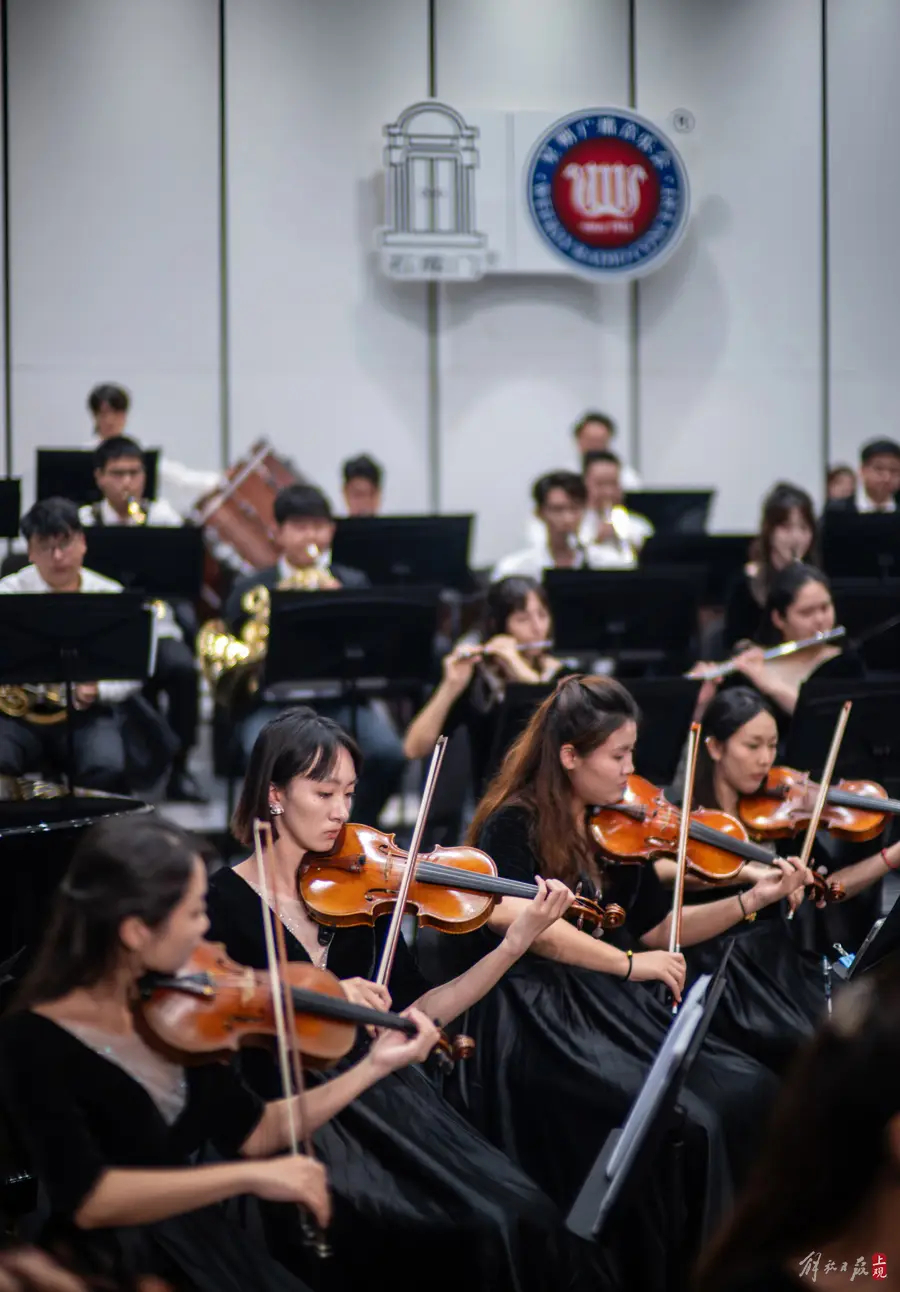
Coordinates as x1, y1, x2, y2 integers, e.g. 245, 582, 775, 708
740, 766, 895, 843
138, 941, 471, 1070
301, 823, 624, 934
591, 775, 844, 904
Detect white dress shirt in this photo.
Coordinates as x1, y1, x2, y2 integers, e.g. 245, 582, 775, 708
856, 484, 897, 514
0, 563, 181, 702
82, 439, 221, 518
491, 536, 626, 582
78, 497, 184, 528
522, 509, 651, 569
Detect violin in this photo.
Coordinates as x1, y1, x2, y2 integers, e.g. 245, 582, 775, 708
739, 767, 900, 843
589, 774, 844, 904
300, 823, 626, 934
137, 941, 472, 1070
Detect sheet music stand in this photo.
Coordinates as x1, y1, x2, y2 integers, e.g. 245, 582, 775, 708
263, 587, 440, 734
84, 527, 204, 601
331, 516, 474, 591
830, 578, 900, 673
623, 490, 714, 534
640, 533, 752, 606
567, 950, 731, 1243
36, 449, 160, 505
0, 594, 155, 792
822, 512, 900, 579
543, 568, 700, 670
0, 480, 21, 540
786, 679, 900, 794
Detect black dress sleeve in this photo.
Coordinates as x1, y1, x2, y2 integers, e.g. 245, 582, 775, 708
476, 807, 539, 885
604, 860, 673, 941
0, 1016, 112, 1217
186, 1062, 264, 1160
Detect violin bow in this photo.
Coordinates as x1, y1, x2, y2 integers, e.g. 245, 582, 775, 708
253, 819, 331, 1259
374, 735, 449, 988
669, 723, 702, 1014
793, 700, 853, 901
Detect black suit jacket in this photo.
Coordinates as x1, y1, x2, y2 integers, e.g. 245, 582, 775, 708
824, 496, 858, 515
224, 562, 369, 636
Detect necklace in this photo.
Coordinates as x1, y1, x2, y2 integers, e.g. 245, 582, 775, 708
244, 878, 329, 969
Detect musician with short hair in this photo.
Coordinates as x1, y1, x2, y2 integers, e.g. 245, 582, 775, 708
78, 436, 183, 529
0, 499, 144, 792
77, 439, 204, 802
341, 454, 383, 517
223, 484, 405, 827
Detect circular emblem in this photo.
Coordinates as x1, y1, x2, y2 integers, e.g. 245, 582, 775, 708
526, 108, 690, 280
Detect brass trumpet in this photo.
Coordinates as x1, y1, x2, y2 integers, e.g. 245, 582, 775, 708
127, 496, 148, 525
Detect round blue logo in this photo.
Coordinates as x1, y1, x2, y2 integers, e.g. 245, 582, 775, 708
525, 107, 690, 280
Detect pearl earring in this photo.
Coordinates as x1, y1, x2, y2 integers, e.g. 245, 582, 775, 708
269, 803, 284, 816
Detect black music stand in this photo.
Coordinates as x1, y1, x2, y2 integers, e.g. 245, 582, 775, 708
84, 527, 204, 602
822, 512, 900, 580
785, 679, 900, 793
624, 490, 714, 534
641, 533, 752, 606
0, 480, 20, 540
0, 593, 154, 792
331, 516, 474, 591
567, 952, 731, 1243
830, 578, 900, 673
544, 568, 700, 670
263, 587, 440, 735
36, 449, 160, 505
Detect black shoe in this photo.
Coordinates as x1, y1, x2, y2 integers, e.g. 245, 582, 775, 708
165, 768, 209, 803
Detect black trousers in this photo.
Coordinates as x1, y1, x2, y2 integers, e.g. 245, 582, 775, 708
146, 637, 199, 755
0, 708, 129, 793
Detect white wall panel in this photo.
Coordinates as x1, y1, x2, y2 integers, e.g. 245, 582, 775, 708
8, 0, 220, 509
827, 0, 900, 471
435, 0, 632, 564
635, 0, 824, 530
225, 0, 430, 515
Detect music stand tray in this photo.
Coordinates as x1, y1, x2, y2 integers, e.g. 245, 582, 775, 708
0, 593, 155, 792
0, 480, 21, 540
331, 516, 474, 591
84, 527, 204, 602
567, 948, 732, 1243
543, 567, 700, 667
623, 490, 714, 534
36, 449, 160, 505
264, 587, 440, 696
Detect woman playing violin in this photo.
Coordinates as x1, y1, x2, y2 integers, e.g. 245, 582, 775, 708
438, 676, 787, 1291
205, 706, 613, 1292
403, 576, 567, 797
0, 814, 441, 1292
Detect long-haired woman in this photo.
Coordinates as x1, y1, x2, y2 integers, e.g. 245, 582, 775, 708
694, 967, 900, 1291
443, 676, 796, 1288
723, 483, 818, 653
0, 813, 444, 1290
206, 706, 616, 1292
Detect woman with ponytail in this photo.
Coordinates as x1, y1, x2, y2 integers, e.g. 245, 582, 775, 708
447, 676, 792, 1290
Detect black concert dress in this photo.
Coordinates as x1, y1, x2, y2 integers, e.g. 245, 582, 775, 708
0, 1011, 310, 1292
206, 864, 616, 1292
441, 807, 781, 1291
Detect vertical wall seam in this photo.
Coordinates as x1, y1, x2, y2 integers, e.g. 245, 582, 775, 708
217, 0, 231, 470
820, 0, 831, 479
426, 0, 440, 511
627, 0, 640, 474
1, 0, 12, 479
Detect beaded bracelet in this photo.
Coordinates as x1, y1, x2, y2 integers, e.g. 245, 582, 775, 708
737, 891, 757, 922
